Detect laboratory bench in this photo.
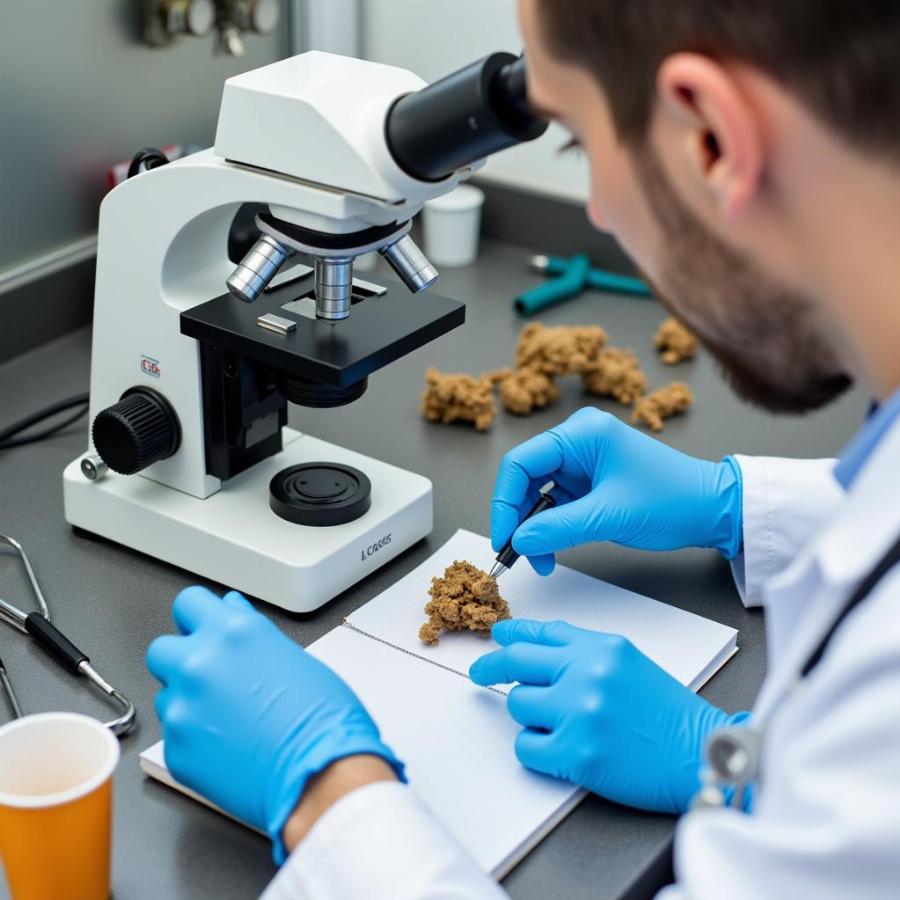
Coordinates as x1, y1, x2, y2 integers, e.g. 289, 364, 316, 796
0, 237, 867, 900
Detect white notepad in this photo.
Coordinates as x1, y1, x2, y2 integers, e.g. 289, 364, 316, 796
141, 529, 738, 878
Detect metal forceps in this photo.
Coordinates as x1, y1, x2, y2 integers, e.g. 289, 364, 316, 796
0, 534, 136, 736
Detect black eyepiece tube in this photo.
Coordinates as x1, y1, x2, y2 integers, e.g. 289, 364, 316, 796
386, 52, 549, 183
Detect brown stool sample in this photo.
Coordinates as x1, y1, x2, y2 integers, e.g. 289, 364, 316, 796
420, 367, 497, 432
515, 322, 608, 377
419, 560, 511, 645
632, 381, 693, 432
654, 317, 697, 364
582, 347, 648, 404
487, 367, 561, 415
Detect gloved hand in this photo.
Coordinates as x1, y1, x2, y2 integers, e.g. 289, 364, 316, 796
146, 586, 404, 862
469, 619, 748, 813
492, 406, 742, 574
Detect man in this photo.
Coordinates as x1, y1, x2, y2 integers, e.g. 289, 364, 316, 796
147, 1, 900, 896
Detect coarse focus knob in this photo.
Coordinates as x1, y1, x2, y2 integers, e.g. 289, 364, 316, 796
91, 388, 181, 476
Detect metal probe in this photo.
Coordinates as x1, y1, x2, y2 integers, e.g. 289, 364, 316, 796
0, 652, 22, 718
489, 481, 557, 579
0, 534, 136, 736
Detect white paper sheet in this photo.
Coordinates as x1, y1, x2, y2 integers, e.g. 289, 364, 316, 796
308, 626, 583, 877
346, 529, 737, 691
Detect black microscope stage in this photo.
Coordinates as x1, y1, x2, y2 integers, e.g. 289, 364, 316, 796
180, 271, 465, 388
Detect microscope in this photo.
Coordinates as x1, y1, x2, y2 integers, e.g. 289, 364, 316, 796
63, 51, 546, 612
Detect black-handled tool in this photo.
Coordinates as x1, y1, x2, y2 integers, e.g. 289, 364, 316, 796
0, 534, 135, 735
489, 480, 557, 579
24, 613, 90, 674
0, 652, 23, 719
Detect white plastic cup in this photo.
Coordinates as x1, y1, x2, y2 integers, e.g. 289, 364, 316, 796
422, 184, 485, 268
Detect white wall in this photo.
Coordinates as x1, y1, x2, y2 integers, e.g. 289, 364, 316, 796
360, 0, 589, 203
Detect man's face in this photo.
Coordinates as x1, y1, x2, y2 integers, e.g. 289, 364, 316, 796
518, 0, 850, 413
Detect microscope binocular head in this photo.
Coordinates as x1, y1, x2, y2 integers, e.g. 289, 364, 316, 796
217, 49, 546, 319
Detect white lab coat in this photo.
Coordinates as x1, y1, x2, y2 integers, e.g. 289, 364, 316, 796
263, 423, 900, 900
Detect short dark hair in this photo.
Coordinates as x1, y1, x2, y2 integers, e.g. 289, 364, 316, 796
537, 1, 900, 159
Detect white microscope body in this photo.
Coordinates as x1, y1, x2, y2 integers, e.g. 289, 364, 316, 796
63, 51, 545, 612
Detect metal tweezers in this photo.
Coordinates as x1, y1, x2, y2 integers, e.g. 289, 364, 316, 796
0, 534, 136, 736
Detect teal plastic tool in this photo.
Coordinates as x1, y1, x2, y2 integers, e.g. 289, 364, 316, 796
514, 254, 653, 315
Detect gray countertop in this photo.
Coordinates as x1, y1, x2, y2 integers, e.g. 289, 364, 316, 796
0, 239, 866, 899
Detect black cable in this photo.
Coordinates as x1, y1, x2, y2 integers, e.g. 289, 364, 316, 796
126, 147, 169, 179
0, 393, 90, 451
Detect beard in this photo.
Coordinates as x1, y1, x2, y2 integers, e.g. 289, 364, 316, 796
632, 150, 852, 414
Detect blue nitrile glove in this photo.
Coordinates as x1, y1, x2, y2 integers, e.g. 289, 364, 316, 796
146, 586, 404, 863
470, 619, 749, 813
492, 406, 742, 575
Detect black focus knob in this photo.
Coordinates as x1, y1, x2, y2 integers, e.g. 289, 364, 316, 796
92, 387, 180, 475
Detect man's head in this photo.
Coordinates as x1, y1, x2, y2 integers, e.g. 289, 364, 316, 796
519, 1, 900, 412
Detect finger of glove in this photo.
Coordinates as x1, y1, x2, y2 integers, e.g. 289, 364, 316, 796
154, 690, 194, 751
507, 685, 555, 729
527, 553, 556, 576
153, 686, 176, 725
172, 585, 226, 635
514, 728, 555, 774
513, 493, 603, 556
222, 590, 255, 612
491, 618, 578, 648
147, 634, 188, 685
469, 641, 562, 687
492, 433, 564, 551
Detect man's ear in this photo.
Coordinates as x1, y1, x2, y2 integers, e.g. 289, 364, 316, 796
656, 53, 762, 221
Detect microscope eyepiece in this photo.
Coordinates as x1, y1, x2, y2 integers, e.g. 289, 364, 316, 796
385, 52, 548, 183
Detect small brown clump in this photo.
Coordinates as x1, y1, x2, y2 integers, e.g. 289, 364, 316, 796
419, 560, 511, 645
654, 317, 697, 365
515, 322, 608, 377
582, 347, 647, 405
632, 381, 693, 432
420, 367, 496, 432
483, 367, 513, 386
488, 367, 560, 415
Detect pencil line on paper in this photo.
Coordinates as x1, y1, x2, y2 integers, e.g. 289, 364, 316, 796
340, 620, 507, 697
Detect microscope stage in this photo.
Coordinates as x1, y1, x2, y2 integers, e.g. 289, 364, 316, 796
63, 429, 432, 613
181, 273, 465, 388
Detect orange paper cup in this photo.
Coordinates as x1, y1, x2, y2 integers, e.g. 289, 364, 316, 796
0, 712, 120, 900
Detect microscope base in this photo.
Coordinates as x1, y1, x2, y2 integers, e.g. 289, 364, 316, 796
63, 429, 432, 613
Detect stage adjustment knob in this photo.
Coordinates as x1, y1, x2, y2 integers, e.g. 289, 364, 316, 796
92, 387, 181, 475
